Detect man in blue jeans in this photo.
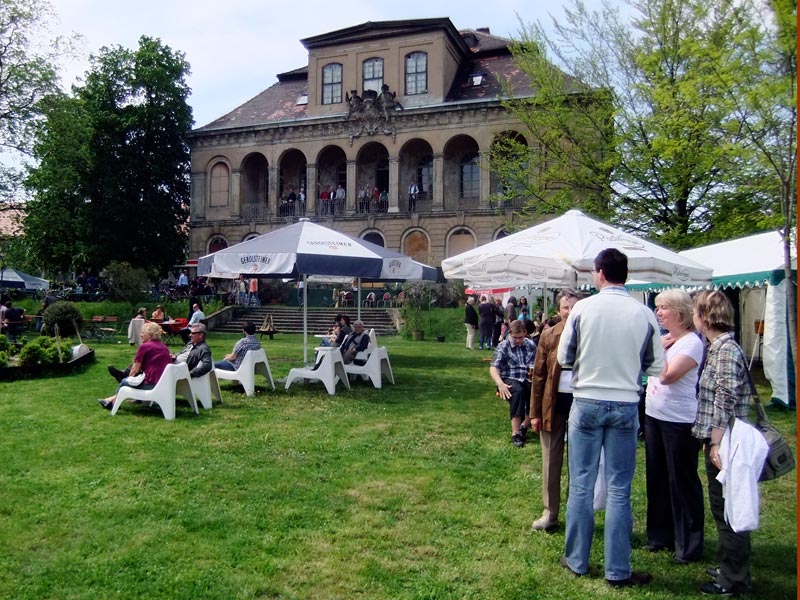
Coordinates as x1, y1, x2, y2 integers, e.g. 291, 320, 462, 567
557, 248, 664, 587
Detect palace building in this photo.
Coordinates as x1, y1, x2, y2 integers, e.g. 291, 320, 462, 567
187, 18, 537, 266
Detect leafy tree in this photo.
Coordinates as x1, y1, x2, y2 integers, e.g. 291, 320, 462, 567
498, 0, 769, 249
0, 0, 73, 207
24, 36, 192, 277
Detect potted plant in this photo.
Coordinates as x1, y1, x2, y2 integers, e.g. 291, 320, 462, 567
400, 281, 428, 340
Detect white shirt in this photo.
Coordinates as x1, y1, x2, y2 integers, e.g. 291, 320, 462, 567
646, 332, 704, 423
409, 183, 418, 195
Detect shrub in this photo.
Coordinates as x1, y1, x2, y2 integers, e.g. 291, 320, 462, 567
0, 335, 9, 353
104, 261, 153, 301
42, 301, 83, 337
18, 337, 60, 366
0, 350, 8, 367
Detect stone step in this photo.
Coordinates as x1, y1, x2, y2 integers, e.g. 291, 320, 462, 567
214, 306, 399, 336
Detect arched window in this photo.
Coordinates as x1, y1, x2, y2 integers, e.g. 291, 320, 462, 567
362, 58, 384, 94
322, 63, 342, 105
403, 230, 429, 263
460, 153, 480, 199
405, 52, 427, 95
363, 232, 385, 247
209, 163, 230, 207
448, 228, 475, 258
208, 236, 228, 253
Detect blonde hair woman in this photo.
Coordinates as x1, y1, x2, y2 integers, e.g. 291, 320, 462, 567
643, 289, 705, 564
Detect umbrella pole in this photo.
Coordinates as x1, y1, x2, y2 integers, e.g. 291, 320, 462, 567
303, 274, 308, 365
357, 278, 361, 321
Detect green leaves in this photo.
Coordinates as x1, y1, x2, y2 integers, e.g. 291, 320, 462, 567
24, 35, 193, 277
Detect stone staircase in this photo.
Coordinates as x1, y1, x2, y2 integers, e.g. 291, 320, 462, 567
212, 305, 399, 336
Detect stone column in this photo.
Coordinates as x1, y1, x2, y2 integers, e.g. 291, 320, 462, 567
305, 163, 317, 215
479, 151, 492, 209
231, 170, 241, 217
388, 157, 400, 213
268, 165, 279, 217
433, 153, 444, 211
346, 160, 357, 213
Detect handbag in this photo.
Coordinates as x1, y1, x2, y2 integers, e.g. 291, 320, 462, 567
738, 353, 795, 482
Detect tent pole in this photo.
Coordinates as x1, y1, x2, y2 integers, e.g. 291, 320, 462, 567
303, 274, 308, 365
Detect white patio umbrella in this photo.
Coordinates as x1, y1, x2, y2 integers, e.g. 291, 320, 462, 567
442, 210, 713, 290
0, 267, 49, 291
199, 219, 437, 363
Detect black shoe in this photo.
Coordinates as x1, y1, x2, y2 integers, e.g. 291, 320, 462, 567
642, 543, 670, 553
519, 423, 530, 437
559, 556, 585, 577
700, 582, 736, 596
706, 567, 720, 579
107, 365, 126, 383
607, 572, 653, 588
97, 399, 112, 410
511, 433, 525, 447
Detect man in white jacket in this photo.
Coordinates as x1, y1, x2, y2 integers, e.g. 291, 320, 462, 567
557, 248, 664, 588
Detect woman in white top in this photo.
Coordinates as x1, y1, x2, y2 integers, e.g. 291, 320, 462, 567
644, 289, 705, 564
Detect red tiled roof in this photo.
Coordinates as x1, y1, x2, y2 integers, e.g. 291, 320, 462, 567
0, 205, 24, 237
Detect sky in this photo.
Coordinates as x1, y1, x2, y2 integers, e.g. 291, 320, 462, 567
46, 0, 601, 129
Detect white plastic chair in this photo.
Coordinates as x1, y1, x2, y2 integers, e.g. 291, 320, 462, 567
112, 362, 198, 420
285, 348, 351, 395
368, 328, 378, 347
190, 370, 223, 409
214, 348, 275, 396
344, 346, 395, 389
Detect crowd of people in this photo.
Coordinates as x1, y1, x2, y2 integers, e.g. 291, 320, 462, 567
487, 248, 760, 595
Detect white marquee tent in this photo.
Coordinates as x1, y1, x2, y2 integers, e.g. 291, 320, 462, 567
678, 230, 796, 407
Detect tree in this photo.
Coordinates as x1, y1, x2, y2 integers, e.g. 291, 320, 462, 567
0, 0, 74, 206
24, 36, 193, 277
498, 0, 770, 249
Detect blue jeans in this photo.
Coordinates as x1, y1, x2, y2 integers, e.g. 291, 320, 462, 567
214, 359, 236, 371
564, 397, 639, 580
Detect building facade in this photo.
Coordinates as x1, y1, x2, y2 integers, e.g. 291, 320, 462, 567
187, 18, 537, 266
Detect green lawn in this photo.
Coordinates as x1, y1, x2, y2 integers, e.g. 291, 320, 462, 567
0, 332, 796, 599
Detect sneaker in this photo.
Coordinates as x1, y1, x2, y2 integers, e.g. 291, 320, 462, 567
700, 582, 736, 596
606, 572, 653, 588
531, 515, 558, 531
511, 433, 525, 447
706, 567, 720, 579
641, 543, 671, 553
519, 423, 530, 438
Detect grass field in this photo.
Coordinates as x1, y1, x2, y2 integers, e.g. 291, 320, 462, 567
0, 330, 796, 599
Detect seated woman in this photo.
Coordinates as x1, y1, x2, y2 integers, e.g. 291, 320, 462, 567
151, 304, 165, 322
98, 322, 172, 410
127, 307, 147, 345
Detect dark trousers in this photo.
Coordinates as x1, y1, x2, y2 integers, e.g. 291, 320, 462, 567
705, 444, 751, 593
504, 378, 530, 419
491, 322, 502, 348
644, 416, 704, 561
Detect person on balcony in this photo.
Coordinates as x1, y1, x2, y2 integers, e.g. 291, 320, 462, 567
408, 180, 419, 211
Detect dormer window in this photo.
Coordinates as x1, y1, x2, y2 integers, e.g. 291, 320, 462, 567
469, 74, 484, 87
296, 93, 308, 105
405, 52, 427, 95
363, 57, 384, 94
322, 63, 342, 105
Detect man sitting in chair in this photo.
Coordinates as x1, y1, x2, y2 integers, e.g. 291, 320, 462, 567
214, 321, 262, 371
172, 323, 213, 378
340, 320, 370, 365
